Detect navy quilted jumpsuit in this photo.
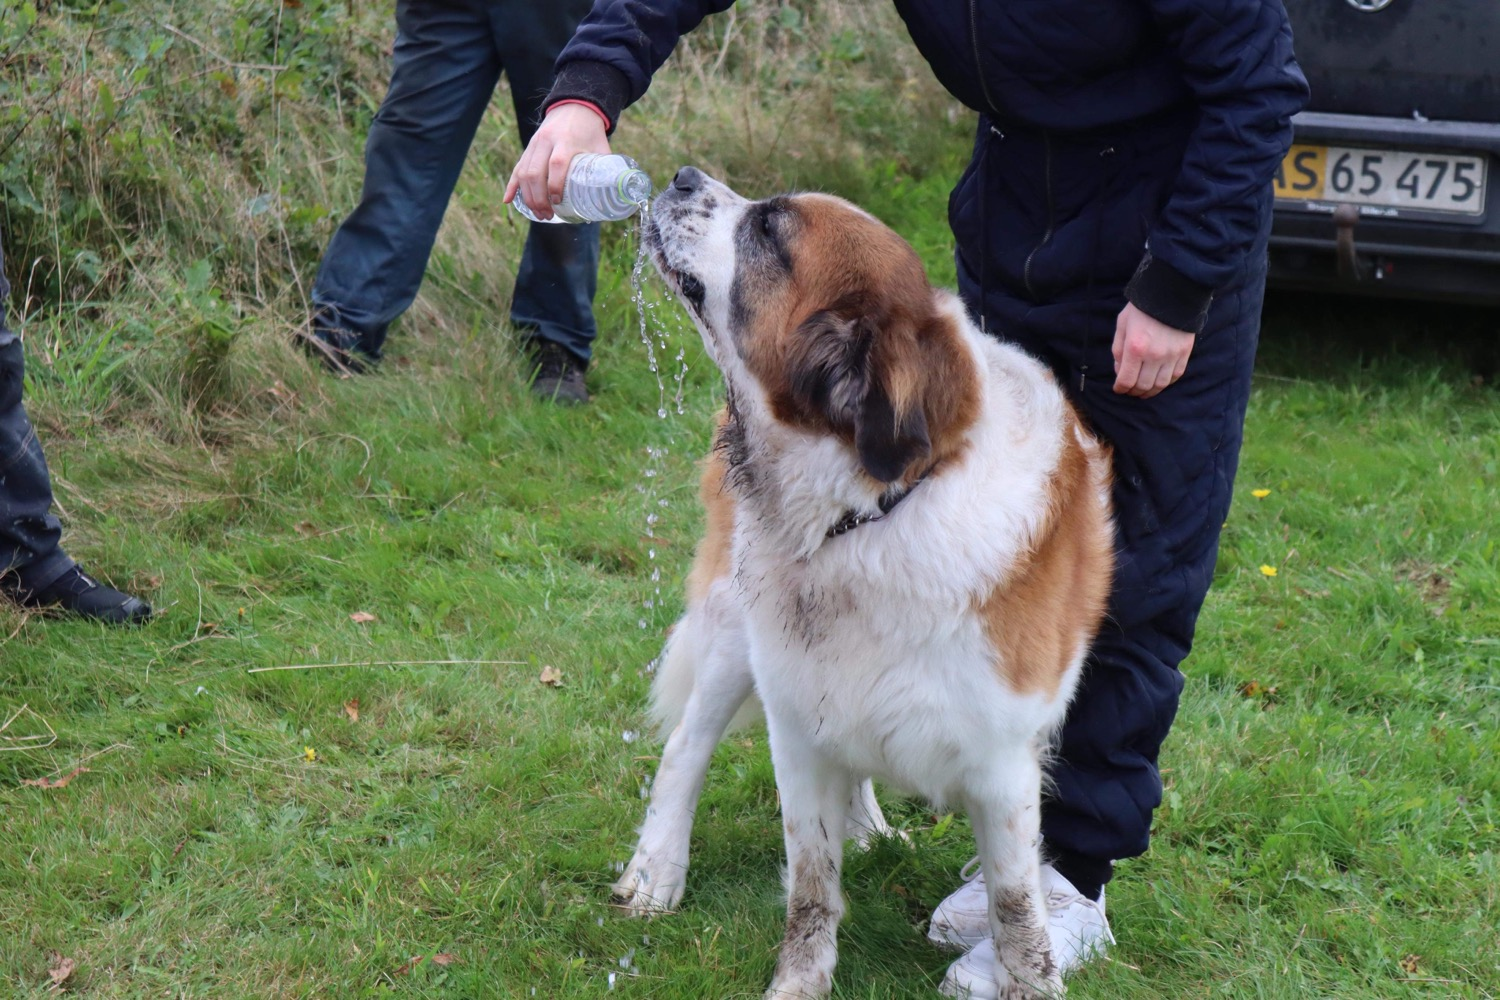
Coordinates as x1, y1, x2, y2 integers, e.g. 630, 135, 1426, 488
546, 0, 1309, 892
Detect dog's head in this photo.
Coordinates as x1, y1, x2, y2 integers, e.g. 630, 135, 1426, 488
645, 167, 978, 486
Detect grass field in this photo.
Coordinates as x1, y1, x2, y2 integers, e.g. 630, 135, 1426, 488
5, 218, 1499, 999
3, 2, 1499, 997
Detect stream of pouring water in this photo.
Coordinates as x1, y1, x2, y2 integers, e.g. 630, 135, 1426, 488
626, 203, 691, 658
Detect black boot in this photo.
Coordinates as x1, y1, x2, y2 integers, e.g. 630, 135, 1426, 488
7, 566, 153, 625
299, 320, 373, 376
527, 340, 590, 405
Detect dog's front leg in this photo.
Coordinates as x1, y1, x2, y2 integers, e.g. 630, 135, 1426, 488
845, 777, 897, 847
614, 619, 754, 916
968, 752, 1064, 999
764, 722, 852, 1000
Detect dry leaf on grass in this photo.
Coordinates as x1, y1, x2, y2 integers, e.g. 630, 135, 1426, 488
392, 955, 426, 976
349, 611, 376, 624
392, 952, 459, 976
343, 699, 360, 723
22, 767, 89, 790
538, 665, 564, 687
47, 951, 76, 988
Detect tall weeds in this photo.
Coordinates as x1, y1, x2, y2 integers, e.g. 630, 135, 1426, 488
0, 0, 967, 436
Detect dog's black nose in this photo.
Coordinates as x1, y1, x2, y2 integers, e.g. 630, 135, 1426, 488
672, 167, 705, 194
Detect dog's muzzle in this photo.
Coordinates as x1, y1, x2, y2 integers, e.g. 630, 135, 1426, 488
645, 167, 715, 314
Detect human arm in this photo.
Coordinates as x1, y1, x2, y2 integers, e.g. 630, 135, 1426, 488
1130, 0, 1307, 326
505, 0, 738, 217
1111, 0, 1307, 394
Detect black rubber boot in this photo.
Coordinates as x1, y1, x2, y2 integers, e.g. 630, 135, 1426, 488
8, 566, 153, 625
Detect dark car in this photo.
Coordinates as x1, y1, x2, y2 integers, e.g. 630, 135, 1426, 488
1269, 0, 1499, 305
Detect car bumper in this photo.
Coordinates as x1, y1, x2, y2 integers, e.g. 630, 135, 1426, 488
1269, 111, 1500, 305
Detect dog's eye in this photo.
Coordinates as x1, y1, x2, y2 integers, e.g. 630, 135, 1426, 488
760, 206, 778, 238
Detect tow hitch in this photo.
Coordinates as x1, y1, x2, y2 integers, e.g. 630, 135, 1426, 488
1333, 204, 1371, 281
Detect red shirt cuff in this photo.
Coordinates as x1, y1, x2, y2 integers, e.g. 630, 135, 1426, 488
545, 99, 612, 132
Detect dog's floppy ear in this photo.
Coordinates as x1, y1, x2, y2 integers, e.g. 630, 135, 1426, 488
855, 364, 930, 483
788, 310, 931, 484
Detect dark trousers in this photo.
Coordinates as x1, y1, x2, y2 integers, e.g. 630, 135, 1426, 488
311, 0, 600, 364
0, 243, 75, 592
953, 115, 1268, 868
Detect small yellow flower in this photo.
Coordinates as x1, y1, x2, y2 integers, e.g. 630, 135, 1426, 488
1251, 488, 1271, 499
304, 746, 317, 762
1259, 565, 1278, 577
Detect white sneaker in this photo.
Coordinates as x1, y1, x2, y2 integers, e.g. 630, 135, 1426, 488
935, 865, 1115, 996
1039, 865, 1114, 973
928, 856, 988, 951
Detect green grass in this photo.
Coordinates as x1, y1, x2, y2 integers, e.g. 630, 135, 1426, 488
3, 1, 1499, 996
5, 219, 1499, 999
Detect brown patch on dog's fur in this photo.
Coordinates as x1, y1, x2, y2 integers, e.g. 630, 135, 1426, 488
736, 195, 980, 486
979, 412, 1114, 698
685, 429, 735, 606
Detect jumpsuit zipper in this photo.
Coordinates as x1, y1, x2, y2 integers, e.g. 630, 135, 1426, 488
1022, 131, 1055, 301
969, 0, 1002, 334
968, 0, 1002, 116
966, 0, 1057, 306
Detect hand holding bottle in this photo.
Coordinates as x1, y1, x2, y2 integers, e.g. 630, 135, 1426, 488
506, 104, 613, 222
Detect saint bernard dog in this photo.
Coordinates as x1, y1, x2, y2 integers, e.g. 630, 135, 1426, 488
616, 166, 1114, 1000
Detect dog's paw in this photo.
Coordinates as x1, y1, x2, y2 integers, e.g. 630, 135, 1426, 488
763, 970, 833, 1000
998, 971, 1065, 1000
610, 853, 686, 917
843, 817, 910, 850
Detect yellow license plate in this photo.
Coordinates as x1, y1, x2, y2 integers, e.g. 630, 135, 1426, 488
1274, 143, 1487, 216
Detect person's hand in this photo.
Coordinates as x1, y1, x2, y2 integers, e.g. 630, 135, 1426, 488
1111, 302, 1195, 398
505, 104, 612, 220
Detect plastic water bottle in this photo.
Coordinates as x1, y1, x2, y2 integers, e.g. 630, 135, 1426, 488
512, 153, 653, 224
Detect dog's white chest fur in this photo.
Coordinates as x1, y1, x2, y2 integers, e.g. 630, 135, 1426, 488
734, 339, 1076, 804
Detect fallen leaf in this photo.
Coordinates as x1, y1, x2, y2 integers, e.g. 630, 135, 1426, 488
1237, 681, 1279, 708
47, 952, 75, 987
304, 746, 317, 763
1251, 488, 1271, 499
1259, 564, 1278, 577
1399, 954, 1420, 975
539, 665, 564, 687
393, 954, 426, 976
431, 953, 459, 966
22, 766, 89, 790
343, 699, 360, 723
349, 611, 376, 624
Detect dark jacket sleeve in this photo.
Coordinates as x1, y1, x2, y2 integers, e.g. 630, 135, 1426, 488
546, 0, 739, 133
1126, 0, 1308, 332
